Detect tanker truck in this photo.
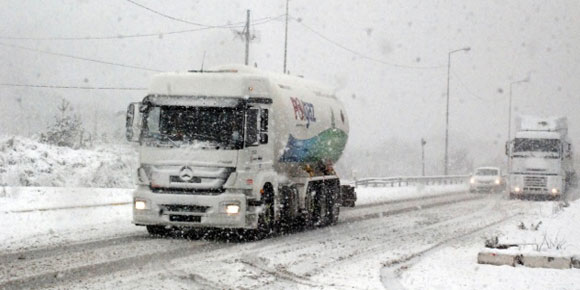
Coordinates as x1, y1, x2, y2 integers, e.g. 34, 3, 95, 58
125, 65, 351, 237
506, 116, 575, 200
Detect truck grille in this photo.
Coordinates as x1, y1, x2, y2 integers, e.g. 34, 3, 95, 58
524, 176, 547, 188
169, 215, 201, 222
161, 204, 209, 213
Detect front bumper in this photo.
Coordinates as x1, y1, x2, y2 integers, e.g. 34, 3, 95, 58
132, 187, 259, 229
509, 174, 563, 198
510, 188, 561, 198
470, 183, 502, 192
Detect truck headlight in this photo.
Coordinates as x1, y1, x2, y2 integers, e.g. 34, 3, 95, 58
514, 187, 521, 193
551, 188, 558, 194
226, 204, 240, 215
495, 179, 501, 185
135, 199, 147, 210
470, 177, 475, 184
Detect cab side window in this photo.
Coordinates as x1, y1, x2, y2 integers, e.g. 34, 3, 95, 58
260, 109, 268, 144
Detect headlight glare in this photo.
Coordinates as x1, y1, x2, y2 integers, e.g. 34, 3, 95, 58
226, 204, 240, 215
135, 200, 147, 210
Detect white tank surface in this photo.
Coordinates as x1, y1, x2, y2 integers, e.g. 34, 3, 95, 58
146, 65, 350, 169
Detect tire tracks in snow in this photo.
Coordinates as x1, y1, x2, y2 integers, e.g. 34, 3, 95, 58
0, 192, 483, 289
0, 233, 149, 264
0, 241, 229, 290
254, 197, 502, 284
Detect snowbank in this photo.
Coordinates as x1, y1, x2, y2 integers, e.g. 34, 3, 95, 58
356, 183, 468, 206
0, 186, 132, 212
400, 191, 580, 289
0, 136, 137, 188
0, 186, 134, 252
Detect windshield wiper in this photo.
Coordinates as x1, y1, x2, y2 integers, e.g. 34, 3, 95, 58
165, 135, 180, 148
188, 132, 219, 141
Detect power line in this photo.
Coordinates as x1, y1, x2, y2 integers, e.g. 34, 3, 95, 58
0, 83, 147, 90
0, 42, 162, 72
451, 71, 504, 102
0, 15, 284, 41
294, 18, 445, 70
125, 0, 213, 27
125, 0, 279, 29
0, 27, 214, 41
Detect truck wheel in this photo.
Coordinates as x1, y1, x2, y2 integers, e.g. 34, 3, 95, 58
255, 186, 276, 239
330, 204, 340, 225
146, 225, 170, 237
327, 185, 340, 225
313, 186, 331, 227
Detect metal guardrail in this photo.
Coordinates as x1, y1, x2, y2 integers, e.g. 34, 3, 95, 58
353, 175, 470, 188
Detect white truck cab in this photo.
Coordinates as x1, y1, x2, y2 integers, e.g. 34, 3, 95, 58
506, 116, 575, 200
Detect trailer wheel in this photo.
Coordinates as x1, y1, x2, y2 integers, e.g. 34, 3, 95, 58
327, 184, 340, 225
313, 185, 331, 227
330, 204, 340, 225
146, 225, 170, 237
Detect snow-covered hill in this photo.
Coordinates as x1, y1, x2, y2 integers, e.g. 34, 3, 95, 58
0, 136, 137, 188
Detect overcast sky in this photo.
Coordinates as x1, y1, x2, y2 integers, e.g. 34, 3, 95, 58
1, 0, 579, 172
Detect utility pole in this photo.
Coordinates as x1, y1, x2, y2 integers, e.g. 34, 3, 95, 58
421, 138, 427, 176
244, 10, 250, 65
283, 0, 289, 73
444, 46, 470, 175
507, 76, 529, 179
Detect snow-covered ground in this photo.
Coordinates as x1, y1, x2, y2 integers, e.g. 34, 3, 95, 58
5, 185, 575, 289
356, 183, 467, 206
0, 136, 137, 188
0, 183, 467, 254
399, 190, 580, 290
0, 187, 135, 253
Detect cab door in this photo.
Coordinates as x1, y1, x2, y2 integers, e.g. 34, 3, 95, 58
244, 105, 272, 169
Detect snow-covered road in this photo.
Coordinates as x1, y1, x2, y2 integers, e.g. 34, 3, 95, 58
0, 186, 540, 290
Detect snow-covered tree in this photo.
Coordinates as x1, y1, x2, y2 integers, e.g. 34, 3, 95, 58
40, 99, 84, 148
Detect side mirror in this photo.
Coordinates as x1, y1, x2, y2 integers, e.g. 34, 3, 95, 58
260, 133, 268, 144
126, 102, 142, 142
505, 141, 509, 156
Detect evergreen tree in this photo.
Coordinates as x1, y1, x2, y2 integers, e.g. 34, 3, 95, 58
40, 99, 84, 148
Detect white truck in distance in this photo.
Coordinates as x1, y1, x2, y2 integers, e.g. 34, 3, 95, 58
506, 116, 575, 200
126, 65, 351, 238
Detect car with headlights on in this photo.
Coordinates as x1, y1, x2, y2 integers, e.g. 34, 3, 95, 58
469, 167, 505, 193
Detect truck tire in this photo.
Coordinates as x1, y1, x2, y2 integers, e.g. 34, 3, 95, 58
146, 225, 170, 237
327, 184, 340, 225
330, 203, 340, 225
313, 185, 332, 227
254, 185, 276, 239
313, 192, 328, 227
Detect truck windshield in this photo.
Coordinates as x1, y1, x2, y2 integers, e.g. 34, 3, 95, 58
513, 138, 560, 154
142, 105, 244, 149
